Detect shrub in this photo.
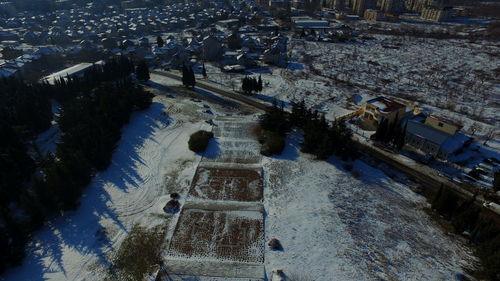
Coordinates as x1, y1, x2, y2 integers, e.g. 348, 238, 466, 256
343, 164, 353, 171
163, 199, 180, 214
109, 225, 165, 281
268, 238, 283, 251
260, 131, 285, 156
188, 130, 214, 152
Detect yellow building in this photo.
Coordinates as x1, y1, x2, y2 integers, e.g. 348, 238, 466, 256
364, 9, 383, 21
424, 115, 461, 135
420, 5, 451, 22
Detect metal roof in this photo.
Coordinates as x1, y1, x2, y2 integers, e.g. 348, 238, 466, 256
406, 119, 449, 146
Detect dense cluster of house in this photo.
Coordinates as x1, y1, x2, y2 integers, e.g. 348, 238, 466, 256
0, 0, 295, 78
0, 0, 249, 76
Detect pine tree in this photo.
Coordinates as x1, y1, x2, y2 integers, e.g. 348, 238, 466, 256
385, 113, 399, 143
202, 63, 207, 78
251, 77, 257, 94
494, 170, 500, 191
242, 77, 250, 95
136, 61, 150, 81
375, 118, 389, 142
157, 36, 164, 48
182, 64, 188, 87
188, 66, 196, 88
396, 122, 407, 149
258, 75, 263, 92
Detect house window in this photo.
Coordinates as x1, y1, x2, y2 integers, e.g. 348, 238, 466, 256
438, 122, 444, 127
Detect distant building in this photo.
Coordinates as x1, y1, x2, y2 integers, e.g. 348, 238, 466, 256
364, 9, 384, 21
41, 61, 104, 85
323, 0, 345, 9
420, 5, 451, 22
352, 0, 377, 16
217, 19, 240, 29
363, 96, 406, 126
379, 0, 404, 13
291, 16, 331, 30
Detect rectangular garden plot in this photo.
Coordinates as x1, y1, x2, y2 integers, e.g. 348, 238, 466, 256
213, 121, 257, 139
189, 167, 263, 202
168, 209, 264, 264
201, 139, 261, 164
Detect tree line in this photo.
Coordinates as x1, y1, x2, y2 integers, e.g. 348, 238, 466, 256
0, 57, 153, 273
241, 76, 262, 95
372, 113, 406, 149
259, 100, 356, 160
182, 64, 196, 88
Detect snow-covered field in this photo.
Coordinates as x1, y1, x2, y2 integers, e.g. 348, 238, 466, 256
206, 34, 499, 140
3, 75, 476, 281
263, 133, 475, 280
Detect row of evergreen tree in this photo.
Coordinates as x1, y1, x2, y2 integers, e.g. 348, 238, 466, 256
241, 76, 263, 95
0, 57, 153, 273
48, 56, 136, 101
259, 100, 356, 160
182, 64, 196, 88
372, 113, 406, 149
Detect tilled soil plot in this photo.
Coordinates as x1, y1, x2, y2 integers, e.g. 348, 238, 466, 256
168, 209, 264, 263
189, 167, 263, 202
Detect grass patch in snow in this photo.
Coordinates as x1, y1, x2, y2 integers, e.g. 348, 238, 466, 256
107, 225, 165, 281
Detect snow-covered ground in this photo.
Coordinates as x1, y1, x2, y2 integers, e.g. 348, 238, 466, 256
263, 133, 475, 280
2, 95, 213, 281
4, 76, 477, 281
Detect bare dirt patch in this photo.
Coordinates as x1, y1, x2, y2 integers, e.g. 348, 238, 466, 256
189, 167, 263, 202
168, 209, 264, 263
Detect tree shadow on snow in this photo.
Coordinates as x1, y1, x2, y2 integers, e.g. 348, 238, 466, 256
252, 94, 291, 108
325, 156, 404, 198
103, 102, 170, 190
269, 133, 300, 161
193, 87, 239, 109
198, 137, 220, 159
144, 80, 177, 95
3, 103, 169, 281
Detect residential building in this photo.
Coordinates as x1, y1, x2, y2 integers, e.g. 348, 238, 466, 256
420, 5, 451, 22
41, 61, 104, 85
352, 0, 377, 16
379, 0, 404, 13
364, 9, 384, 21
363, 96, 406, 126
404, 115, 469, 159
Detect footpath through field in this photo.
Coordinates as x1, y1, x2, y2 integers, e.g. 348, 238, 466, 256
161, 116, 266, 280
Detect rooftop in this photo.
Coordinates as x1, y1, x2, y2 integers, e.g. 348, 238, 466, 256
366, 96, 405, 113
428, 114, 463, 130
